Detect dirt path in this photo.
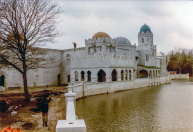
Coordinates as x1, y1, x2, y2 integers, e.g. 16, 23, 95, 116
0, 88, 66, 132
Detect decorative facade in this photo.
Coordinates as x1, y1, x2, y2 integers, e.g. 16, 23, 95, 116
0, 24, 168, 89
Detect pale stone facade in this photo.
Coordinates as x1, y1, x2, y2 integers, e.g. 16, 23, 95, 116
0, 24, 168, 89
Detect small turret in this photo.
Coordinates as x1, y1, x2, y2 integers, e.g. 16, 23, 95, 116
85, 32, 116, 55
138, 24, 153, 47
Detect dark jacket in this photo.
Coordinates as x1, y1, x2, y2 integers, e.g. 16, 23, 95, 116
40, 97, 51, 113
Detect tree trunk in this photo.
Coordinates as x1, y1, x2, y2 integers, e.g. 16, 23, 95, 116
23, 63, 29, 101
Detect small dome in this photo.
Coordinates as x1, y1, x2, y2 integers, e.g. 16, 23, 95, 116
115, 37, 131, 45
140, 24, 151, 33
92, 32, 110, 39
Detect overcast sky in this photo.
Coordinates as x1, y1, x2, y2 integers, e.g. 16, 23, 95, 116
47, 1, 193, 54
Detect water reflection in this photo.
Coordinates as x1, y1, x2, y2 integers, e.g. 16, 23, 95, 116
76, 80, 193, 131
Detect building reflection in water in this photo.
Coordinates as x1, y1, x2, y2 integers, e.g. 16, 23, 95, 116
76, 80, 193, 131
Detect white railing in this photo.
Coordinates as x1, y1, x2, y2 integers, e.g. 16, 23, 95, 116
56, 84, 86, 132
170, 73, 189, 80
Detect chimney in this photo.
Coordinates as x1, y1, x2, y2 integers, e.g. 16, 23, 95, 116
73, 42, 76, 49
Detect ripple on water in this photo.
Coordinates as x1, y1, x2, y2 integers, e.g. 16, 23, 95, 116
76, 80, 193, 131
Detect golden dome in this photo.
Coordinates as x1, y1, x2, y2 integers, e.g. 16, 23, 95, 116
92, 32, 110, 39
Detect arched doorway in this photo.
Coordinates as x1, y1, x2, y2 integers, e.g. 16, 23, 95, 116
121, 70, 124, 81
68, 75, 70, 83
112, 69, 117, 81
0, 75, 5, 87
57, 74, 61, 86
75, 71, 78, 81
81, 71, 85, 81
97, 70, 106, 82
87, 71, 91, 82
138, 70, 148, 78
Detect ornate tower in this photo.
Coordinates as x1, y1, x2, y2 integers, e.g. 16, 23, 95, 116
137, 24, 157, 67
138, 24, 153, 47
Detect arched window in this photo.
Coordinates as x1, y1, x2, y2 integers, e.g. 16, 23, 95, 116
97, 69, 106, 82
87, 71, 91, 82
0, 75, 5, 87
75, 71, 78, 81
66, 54, 71, 64
121, 70, 124, 81
93, 45, 96, 52
111, 69, 117, 81
81, 71, 85, 81
129, 70, 132, 80
142, 38, 144, 43
146, 55, 149, 61
68, 75, 70, 83
125, 70, 128, 80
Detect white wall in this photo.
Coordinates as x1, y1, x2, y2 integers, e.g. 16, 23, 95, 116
1, 49, 65, 89
170, 73, 189, 80
73, 76, 170, 99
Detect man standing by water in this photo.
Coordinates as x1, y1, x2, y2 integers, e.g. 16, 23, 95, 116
40, 95, 51, 127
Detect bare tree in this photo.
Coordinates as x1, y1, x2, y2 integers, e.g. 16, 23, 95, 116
0, 0, 61, 101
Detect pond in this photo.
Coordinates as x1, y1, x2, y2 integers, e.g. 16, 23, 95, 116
76, 79, 193, 131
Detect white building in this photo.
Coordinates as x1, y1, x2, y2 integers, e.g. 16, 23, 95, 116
0, 24, 168, 89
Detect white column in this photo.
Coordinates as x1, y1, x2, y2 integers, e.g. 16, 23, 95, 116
125, 72, 128, 80
117, 73, 121, 81
85, 73, 88, 82
106, 70, 111, 82
78, 73, 81, 82
131, 70, 134, 81
56, 83, 86, 132
123, 73, 125, 81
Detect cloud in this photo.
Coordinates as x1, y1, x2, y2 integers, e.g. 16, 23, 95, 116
47, 1, 193, 54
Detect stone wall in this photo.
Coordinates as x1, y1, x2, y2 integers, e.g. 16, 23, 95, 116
73, 76, 170, 99
1, 49, 65, 89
